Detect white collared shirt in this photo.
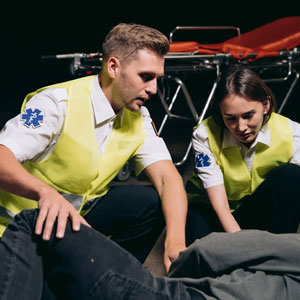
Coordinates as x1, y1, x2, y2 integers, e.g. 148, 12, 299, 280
192, 119, 300, 189
0, 76, 171, 175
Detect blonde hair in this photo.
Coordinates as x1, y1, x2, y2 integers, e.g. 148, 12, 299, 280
101, 23, 169, 65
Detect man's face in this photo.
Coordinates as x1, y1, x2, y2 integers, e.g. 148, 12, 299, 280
111, 49, 165, 112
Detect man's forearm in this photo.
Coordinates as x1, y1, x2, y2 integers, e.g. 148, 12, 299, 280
0, 144, 48, 200
161, 180, 187, 245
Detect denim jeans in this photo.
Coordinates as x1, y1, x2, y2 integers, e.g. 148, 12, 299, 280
0, 209, 192, 300
84, 185, 165, 263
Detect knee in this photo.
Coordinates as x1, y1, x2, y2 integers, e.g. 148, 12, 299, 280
130, 186, 161, 213
287, 163, 300, 175
278, 163, 300, 174
143, 186, 160, 207
267, 163, 300, 182
138, 186, 164, 223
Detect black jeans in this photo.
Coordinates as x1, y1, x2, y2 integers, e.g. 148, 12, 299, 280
0, 209, 192, 300
84, 185, 165, 263
42, 185, 165, 299
186, 163, 300, 245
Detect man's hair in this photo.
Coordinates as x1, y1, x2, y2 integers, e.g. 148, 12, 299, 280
101, 23, 170, 64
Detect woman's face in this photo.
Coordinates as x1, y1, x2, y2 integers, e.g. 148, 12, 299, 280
220, 94, 270, 146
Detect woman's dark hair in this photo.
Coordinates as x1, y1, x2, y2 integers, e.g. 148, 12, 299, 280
211, 65, 277, 127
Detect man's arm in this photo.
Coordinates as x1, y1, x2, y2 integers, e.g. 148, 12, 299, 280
0, 145, 90, 239
144, 160, 187, 273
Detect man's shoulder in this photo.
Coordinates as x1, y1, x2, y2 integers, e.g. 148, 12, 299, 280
25, 88, 68, 108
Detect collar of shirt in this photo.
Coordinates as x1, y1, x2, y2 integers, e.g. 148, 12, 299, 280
222, 123, 271, 152
90, 76, 124, 126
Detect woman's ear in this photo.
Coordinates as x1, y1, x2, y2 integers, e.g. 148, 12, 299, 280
263, 97, 271, 114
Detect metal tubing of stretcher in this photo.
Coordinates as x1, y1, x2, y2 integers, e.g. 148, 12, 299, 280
157, 76, 199, 134
260, 54, 300, 114
197, 78, 219, 125
173, 78, 220, 166
157, 88, 196, 122
278, 71, 299, 114
174, 141, 193, 167
157, 76, 199, 166
157, 82, 182, 135
174, 78, 199, 121
263, 54, 294, 84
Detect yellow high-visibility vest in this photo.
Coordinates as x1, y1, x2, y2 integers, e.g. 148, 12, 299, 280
0, 75, 145, 236
188, 113, 293, 211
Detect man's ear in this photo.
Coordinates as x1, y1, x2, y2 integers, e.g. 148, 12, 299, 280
107, 57, 120, 78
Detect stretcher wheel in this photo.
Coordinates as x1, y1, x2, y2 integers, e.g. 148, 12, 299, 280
116, 162, 131, 181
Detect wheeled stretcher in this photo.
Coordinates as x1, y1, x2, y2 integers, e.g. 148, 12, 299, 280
42, 16, 300, 169
158, 16, 300, 166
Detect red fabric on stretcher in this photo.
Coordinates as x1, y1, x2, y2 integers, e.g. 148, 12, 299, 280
168, 16, 300, 60
168, 41, 219, 54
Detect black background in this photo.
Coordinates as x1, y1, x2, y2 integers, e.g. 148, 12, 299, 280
0, 3, 299, 129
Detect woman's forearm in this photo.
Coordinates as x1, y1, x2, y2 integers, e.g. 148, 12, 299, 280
206, 184, 241, 232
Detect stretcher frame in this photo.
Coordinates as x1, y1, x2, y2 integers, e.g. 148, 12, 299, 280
42, 17, 300, 168
157, 18, 300, 166
159, 54, 300, 165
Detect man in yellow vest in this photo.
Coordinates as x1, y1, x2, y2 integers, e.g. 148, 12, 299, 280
0, 23, 187, 275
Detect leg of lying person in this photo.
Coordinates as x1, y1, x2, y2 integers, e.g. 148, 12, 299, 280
168, 230, 300, 300
1, 209, 191, 300
41, 185, 165, 300
0, 210, 44, 300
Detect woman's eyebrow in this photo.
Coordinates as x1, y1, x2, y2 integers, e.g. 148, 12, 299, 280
242, 109, 256, 115
224, 109, 256, 117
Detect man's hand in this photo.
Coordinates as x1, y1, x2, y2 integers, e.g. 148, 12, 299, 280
164, 240, 187, 273
0, 145, 91, 240
35, 187, 90, 240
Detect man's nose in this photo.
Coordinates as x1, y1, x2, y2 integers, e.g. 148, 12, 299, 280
145, 80, 157, 95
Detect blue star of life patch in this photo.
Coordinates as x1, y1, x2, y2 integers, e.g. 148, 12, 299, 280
21, 108, 44, 128
195, 152, 211, 167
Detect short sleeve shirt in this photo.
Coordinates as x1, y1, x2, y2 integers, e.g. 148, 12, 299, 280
0, 76, 171, 176
192, 118, 300, 189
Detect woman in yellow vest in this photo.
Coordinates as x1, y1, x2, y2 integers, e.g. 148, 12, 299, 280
186, 65, 300, 245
